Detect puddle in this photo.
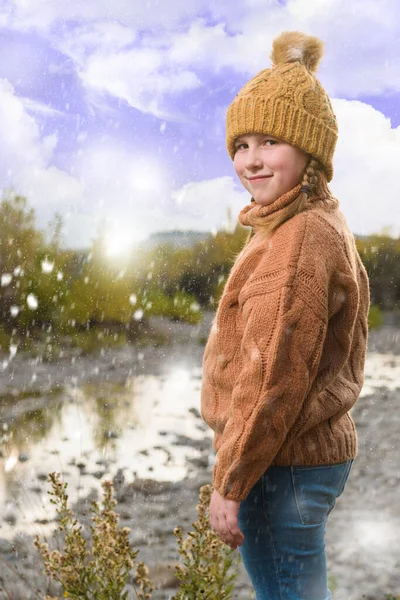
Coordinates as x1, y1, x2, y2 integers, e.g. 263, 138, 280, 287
1, 347, 399, 541
0, 361, 209, 539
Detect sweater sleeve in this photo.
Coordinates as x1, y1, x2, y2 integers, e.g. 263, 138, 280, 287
212, 282, 328, 501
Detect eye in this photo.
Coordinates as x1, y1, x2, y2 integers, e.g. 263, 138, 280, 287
234, 142, 248, 151
263, 138, 277, 146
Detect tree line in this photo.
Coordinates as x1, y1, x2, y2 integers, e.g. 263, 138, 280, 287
0, 191, 395, 353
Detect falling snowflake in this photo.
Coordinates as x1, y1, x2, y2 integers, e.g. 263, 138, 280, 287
57, 271, 63, 281
133, 309, 144, 321
1, 273, 12, 287
27, 293, 38, 310
9, 344, 18, 359
13, 266, 21, 276
129, 294, 137, 306
10, 306, 20, 317
41, 258, 54, 273
190, 302, 200, 312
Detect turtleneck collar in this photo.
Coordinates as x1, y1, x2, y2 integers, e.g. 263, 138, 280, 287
238, 183, 302, 227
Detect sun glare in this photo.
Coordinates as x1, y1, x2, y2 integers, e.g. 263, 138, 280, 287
105, 229, 135, 258
128, 158, 166, 194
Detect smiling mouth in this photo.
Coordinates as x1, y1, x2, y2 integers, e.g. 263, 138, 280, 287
247, 175, 272, 182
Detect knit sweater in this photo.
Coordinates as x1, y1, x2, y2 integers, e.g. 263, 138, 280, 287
200, 183, 370, 502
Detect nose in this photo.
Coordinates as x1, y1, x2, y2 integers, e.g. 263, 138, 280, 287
244, 146, 263, 170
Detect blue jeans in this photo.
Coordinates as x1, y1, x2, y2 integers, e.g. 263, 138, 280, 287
238, 460, 353, 600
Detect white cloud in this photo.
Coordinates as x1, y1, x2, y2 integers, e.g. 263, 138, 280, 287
63, 22, 136, 56
5, 0, 400, 116
80, 48, 200, 118
0, 78, 83, 220
20, 96, 64, 117
171, 176, 248, 232
3, 0, 212, 31
65, 142, 173, 246
330, 98, 400, 236
165, 0, 400, 97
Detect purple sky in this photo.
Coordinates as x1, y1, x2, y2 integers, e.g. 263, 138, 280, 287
0, 0, 399, 253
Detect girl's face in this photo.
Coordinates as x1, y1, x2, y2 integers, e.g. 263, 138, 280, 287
233, 133, 309, 206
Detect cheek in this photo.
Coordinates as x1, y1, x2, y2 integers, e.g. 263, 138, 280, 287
278, 150, 307, 183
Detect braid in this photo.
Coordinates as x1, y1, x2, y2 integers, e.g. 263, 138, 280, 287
300, 158, 321, 197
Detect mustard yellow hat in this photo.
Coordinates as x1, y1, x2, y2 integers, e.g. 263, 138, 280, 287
226, 31, 338, 181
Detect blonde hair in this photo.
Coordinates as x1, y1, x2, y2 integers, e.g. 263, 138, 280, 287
243, 157, 331, 246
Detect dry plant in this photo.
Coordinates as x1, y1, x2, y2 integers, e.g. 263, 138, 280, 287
34, 472, 153, 599
172, 484, 241, 600
34, 474, 240, 600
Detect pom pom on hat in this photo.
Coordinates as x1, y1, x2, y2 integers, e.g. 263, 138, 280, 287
270, 31, 324, 75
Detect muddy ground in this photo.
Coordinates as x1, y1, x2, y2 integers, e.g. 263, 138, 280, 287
0, 318, 399, 599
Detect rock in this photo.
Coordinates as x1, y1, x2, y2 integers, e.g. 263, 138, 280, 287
37, 473, 48, 482
18, 452, 29, 462
4, 511, 17, 526
189, 407, 201, 419
35, 518, 50, 525
186, 453, 209, 469
196, 422, 208, 432
172, 434, 209, 451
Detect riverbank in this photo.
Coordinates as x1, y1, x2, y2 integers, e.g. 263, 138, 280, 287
0, 318, 399, 599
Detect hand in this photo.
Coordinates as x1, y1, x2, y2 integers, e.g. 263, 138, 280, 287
209, 488, 245, 550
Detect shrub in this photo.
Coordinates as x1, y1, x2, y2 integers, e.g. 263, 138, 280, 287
35, 474, 240, 600
172, 484, 240, 599
35, 473, 153, 600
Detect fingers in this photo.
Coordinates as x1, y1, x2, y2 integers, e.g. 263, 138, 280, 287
227, 516, 245, 547
209, 490, 244, 549
211, 514, 244, 549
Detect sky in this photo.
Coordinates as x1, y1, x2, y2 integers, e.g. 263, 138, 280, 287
0, 0, 399, 252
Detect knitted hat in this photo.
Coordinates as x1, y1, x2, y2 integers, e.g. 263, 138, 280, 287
226, 31, 338, 181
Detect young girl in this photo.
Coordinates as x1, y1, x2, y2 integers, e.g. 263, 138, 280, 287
200, 31, 370, 600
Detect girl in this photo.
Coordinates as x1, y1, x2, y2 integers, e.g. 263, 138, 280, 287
200, 31, 370, 600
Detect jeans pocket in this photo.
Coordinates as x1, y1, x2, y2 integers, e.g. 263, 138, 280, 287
291, 460, 353, 526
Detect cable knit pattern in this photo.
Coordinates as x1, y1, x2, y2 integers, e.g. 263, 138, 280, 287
200, 189, 370, 501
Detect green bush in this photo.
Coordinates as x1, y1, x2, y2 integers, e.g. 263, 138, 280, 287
368, 304, 383, 329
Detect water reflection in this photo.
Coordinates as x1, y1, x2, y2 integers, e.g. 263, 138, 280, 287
0, 361, 209, 539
